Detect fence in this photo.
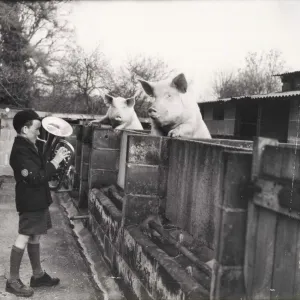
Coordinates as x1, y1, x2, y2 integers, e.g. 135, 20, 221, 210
86, 129, 300, 300
83, 126, 255, 299
245, 138, 300, 300
4, 108, 300, 300
165, 139, 251, 250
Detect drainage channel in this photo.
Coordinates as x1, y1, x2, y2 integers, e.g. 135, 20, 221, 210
56, 192, 127, 300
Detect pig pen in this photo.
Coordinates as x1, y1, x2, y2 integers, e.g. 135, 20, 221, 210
68, 124, 254, 300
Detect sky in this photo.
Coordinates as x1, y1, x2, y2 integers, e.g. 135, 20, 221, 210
63, 0, 300, 101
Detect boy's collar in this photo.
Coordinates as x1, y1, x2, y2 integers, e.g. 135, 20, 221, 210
18, 134, 36, 146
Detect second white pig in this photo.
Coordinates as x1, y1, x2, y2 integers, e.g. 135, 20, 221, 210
89, 94, 143, 130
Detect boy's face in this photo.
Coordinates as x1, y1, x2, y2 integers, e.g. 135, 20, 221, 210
22, 120, 41, 144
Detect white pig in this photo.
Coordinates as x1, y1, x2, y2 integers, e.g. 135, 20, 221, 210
88, 94, 143, 130
138, 73, 211, 139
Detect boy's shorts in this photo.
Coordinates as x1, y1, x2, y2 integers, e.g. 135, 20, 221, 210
18, 208, 52, 235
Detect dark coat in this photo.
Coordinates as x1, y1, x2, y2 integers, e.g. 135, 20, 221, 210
9, 136, 57, 213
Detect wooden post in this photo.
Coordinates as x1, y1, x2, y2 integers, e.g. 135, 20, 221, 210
74, 124, 83, 190
78, 125, 93, 208
244, 137, 278, 299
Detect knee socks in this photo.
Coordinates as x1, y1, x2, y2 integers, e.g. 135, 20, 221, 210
9, 245, 24, 281
27, 243, 44, 278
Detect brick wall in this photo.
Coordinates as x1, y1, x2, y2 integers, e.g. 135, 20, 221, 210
86, 130, 253, 300
89, 127, 122, 190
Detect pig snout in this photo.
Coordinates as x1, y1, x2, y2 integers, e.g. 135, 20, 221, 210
148, 107, 156, 114
111, 116, 122, 128
148, 107, 159, 120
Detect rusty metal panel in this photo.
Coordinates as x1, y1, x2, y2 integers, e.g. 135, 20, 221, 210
261, 144, 300, 182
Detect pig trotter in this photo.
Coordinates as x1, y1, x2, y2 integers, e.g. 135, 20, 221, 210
114, 123, 127, 130
168, 125, 193, 138
168, 128, 181, 137
87, 114, 108, 126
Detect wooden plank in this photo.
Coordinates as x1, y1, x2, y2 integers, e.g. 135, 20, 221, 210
177, 140, 195, 232
244, 200, 259, 298
171, 139, 182, 225
175, 140, 188, 229
189, 141, 205, 235
165, 139, 180, 224
185, 142, 200, 235
271, 214, 298, 299
117, 131, 128, 189
251, 207, 277, 300
293, 221, 300, 297
245, 137, 278, 298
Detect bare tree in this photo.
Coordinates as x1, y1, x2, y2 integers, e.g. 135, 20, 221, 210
42, 45, 114, 114
212, 71, 241, 99
212, 49, 286, 99
19, 1, 72, 75
0, 1, 32, 106
0, 1, 72, 107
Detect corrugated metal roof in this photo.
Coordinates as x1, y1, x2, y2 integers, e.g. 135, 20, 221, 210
199, 97, 231, 104
231, 95, 251, 100
274, 71, 300, 77
251, 90, 300, 99
200, 90, 300, 104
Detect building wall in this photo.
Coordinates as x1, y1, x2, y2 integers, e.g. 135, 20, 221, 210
201, 97, 300, 143
201, 102, 236, 137
202, 103, 214, 120
258, 99, 290, 143
287, 98, 300, 143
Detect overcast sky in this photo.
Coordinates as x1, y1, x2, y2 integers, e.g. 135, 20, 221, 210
64, 0, 300, 101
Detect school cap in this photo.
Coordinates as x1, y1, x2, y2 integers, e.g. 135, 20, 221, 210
13, 109, 41, 132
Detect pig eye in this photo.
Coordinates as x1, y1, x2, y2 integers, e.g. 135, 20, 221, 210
166, 94, 171, 98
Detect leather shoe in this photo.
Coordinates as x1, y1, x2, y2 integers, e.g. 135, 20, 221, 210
6, 279, 34, 297
30, 271, 60, 287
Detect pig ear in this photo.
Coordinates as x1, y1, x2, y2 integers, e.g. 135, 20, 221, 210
126, 97, 135, 108
138, 79, 154, 97
104, 94, 114, 106
171, 73, 188, 93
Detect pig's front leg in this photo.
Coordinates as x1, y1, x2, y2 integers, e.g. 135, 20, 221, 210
114, 123, 127, 130
150, 121, 164, 136
168, 124, 194, 138
88, 114, 108, 126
